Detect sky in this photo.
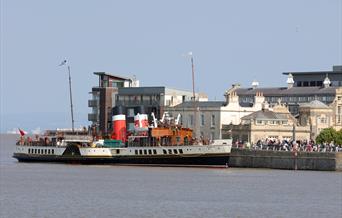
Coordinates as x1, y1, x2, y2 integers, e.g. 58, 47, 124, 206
1, 0, 341, 132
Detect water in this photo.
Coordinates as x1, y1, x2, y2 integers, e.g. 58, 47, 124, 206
0, 134, 341, 218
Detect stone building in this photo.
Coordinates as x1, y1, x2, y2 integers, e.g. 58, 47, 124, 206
228, 104, 310, 144
298, 100, 334, 139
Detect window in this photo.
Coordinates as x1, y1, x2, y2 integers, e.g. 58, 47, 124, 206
210, 132, 215, 140
173, 149, 178, 154
168, 149, 172, 154
211, 114, 215, 126
51, 149, 54, 154
320, 117, 326, 124
188, 115, 193, 126
163, 149, 167, 154
28, 148, 31, 153
178, 149, 183, 154
139, 150, 143, 155
48, 149, 50, 154
148, 150, 152, 155
153, 149, 157, 155
127, 108, 135, 117
201, 114, 205, 126
256, 120, 263, 125
35, 149, 37, 154
144, 150, 147, 155
45, 149, 47, 154
116, 149, 120, 154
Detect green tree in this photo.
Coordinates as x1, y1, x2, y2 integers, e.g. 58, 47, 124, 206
315, 128, 337, 144
335, 129, 342, 145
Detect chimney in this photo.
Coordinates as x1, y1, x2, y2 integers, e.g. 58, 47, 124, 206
323, 74, 331, 88
251, 80, 259, 89
286, 73, 294, 89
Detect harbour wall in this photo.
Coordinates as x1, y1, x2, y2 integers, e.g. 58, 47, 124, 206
229, 148, 342, 171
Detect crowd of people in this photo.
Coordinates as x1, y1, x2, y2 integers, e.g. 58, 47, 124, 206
234, 138, 341, 152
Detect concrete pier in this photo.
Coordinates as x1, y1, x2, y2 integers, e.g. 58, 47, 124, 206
229, 148, 342, 171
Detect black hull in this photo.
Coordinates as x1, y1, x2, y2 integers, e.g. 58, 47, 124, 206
13, 153, 230, 167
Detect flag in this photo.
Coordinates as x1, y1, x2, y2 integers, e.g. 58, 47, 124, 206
18, 128, 26, 136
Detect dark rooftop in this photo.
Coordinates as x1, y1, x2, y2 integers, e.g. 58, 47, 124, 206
94, 72, 132, 81
174, 101, 225, 108
236, 86, 337, 96
283, 65, 342, 75
118, 87, 165, 95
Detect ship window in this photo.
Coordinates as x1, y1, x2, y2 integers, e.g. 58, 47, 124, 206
178, 149, 183, 154
148, 150, 152, 155
28, 148, 31, 153
38, 149, 40, 154
135, 150, 138, 155
139, 150, 143, 155
163, 149, 167, 154
52, 149, 54, 154
45, 149, 47, 154
153, 149, 157, 155
173, 149, 178, 154
48, 149, 50, 154
144, 150, 147, 155
116, 149, 120, 154
168, 149, 172, 154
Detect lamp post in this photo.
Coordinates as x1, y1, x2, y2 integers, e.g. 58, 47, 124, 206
59, 60, 75, 133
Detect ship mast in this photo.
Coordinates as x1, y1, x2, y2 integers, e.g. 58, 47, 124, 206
189, 52, 199, 139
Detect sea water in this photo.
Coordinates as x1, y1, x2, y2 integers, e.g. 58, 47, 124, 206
0, 134, 341, 218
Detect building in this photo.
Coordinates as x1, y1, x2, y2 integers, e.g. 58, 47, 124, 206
231, 65, 342, 115
88, 72, 138, 134
228, 104, 310, 144
170, 101, 224, 140
170, 90, 268, 140
115, 87, 206, 132
298, 100, 334, 139
283, 65, 342, 87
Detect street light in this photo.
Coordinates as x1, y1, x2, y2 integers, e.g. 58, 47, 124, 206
59, 59, 75, 133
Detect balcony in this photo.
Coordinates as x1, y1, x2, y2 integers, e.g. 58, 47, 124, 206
88, 113, 98, 122
88, 99, 98, 107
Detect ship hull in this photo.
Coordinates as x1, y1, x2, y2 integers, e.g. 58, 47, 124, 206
13, 153, 230, 167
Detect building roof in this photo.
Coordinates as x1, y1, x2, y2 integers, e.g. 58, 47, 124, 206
235, 86, 337, 96
299, 100, 329, 109
94, 72, 132, 81
118, 86, 165, 95
283, 65, 342, 75
241, 109, 288, 121
174, 101, 225, 108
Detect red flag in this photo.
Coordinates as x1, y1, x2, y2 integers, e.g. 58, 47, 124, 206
18, 128, 26, 136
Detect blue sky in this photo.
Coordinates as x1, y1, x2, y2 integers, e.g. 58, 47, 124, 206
1, 0, 341, 132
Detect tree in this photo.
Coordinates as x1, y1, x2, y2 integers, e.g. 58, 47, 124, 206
335, 129, 342, 145
315, 128, 337, 144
